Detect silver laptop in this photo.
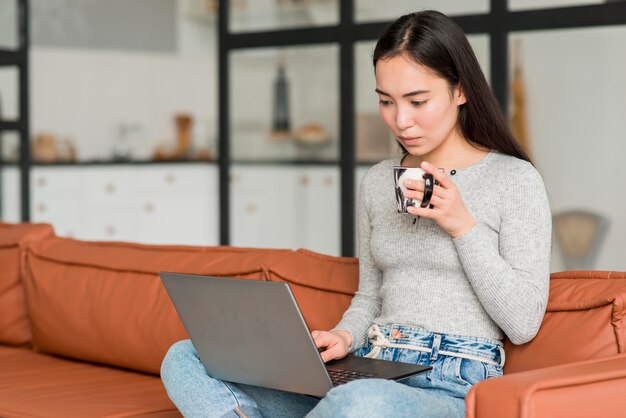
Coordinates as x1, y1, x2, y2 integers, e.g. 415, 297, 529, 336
160, 272, 431, 398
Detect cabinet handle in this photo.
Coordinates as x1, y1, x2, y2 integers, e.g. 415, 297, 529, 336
246, 203, 257, 214
324, 176, 334, 186
105, 225, 116, 236
165, 173, 176, 184
230, 174, 239, 183
37, 177, 46, 187
37, 203, 46, 213
300, 175, 309, 186
144, 202, 155, 213
105, 183, 116, 194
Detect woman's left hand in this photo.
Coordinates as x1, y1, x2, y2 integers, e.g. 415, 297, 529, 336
404, 161, 476, 239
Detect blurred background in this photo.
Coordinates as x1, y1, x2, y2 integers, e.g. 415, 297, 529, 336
0, 0, 624, 272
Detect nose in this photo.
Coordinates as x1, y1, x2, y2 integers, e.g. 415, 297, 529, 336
395, 104, 414, 131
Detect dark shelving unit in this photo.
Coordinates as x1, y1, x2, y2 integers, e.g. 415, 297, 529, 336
0, 0, 29, 221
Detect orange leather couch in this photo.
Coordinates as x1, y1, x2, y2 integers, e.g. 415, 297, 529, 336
1, 222, 625, 418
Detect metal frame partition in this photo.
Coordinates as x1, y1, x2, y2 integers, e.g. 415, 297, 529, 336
0, 0, 29, 221
4, 0, 625, 251
217, 0, 626, 257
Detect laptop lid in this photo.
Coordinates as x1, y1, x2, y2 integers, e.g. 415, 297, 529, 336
161, 272, 335, 397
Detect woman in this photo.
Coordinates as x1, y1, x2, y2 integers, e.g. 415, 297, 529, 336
161, 10, 551, 418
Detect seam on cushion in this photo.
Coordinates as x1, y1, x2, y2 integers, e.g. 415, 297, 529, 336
550, 271, 626, 280
612, 296, 625, 353
98, 406, 181, 418
268, 268, 355, 296
31, 238, 288, 254
296, 248, 358, 265
547, 299, 615, 312
0, 244, 19, 250
26, 252, 266, 277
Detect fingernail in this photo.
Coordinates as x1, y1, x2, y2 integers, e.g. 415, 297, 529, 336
422, 161, 431, 169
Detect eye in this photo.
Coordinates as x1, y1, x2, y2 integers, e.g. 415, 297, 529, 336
411, 100, 427, 107
378, 100, 393, 106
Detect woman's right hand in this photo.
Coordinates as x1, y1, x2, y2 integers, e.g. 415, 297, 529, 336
311, 330, 352, 363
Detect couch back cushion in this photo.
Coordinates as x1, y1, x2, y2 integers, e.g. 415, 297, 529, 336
0, 222, 54, 346
504, 271, 626, 374
22, 235, 291, 374
266, 249, 359, 332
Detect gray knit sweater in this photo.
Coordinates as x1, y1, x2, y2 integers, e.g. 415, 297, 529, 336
334, 150, 552, 350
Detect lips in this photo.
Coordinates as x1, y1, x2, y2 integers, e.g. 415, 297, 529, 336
399, 136, 422, 145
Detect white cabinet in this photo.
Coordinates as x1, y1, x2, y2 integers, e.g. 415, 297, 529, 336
230, 164, 340, 256
29, 164, 218, 245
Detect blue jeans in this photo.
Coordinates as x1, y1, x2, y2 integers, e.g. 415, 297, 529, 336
160, 324, 504, 418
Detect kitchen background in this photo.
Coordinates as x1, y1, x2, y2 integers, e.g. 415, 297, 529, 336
0, 0, 625, 272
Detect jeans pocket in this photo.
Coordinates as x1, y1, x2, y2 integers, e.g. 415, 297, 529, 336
442, 357, 487, 387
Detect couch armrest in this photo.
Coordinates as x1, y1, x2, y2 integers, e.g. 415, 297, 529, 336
465, 353, 626, 418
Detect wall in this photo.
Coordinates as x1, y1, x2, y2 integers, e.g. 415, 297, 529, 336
515, 25, 626, 271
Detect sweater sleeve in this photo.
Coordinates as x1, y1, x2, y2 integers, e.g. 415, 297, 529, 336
331, 172, 382, 351
453, 164, 552, 345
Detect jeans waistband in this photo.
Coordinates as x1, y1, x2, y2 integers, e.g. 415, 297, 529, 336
364, 324, 505, 367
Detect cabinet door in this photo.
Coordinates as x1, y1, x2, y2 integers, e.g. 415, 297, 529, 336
135, 165, 218, 246
78, 167, 138, 241
30, 167, 84, 238
297, 166, 340, 256
230, 165, 299, 249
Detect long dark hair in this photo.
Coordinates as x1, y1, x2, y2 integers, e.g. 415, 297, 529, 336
373, 10, 531, 163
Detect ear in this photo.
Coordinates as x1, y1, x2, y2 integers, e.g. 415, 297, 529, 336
455, 85, 467, 106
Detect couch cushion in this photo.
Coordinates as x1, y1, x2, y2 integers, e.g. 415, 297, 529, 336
0, 222, 54, 346
504, 271, 626, 374
22, 235, 291, 375
0, 346, 181, 418
267, 249, 359, 332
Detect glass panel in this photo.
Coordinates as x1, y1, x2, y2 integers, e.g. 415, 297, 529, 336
509, 0, 607, 12
0, 0, 19, 50
229, 0, 339, 33
354, 35, 490, 163
0, 130, 19, 162
230, 165, 340, 255
0, 67, 19, 121
509, 26, 626, 271
0, 130, 20, 222
230, 44, 339, 162
30, 2, 217, 163
355, 0, 489, 23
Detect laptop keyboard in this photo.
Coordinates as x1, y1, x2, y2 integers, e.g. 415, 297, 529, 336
328, 369, 375, 385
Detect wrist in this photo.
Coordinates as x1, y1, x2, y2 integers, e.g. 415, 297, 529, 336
451, 218, 476, 239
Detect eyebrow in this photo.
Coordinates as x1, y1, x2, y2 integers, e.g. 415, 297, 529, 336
375, 88, 430, 97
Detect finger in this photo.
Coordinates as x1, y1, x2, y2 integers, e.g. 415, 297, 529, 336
320, 343, 345, 363
403, 189, 424, 202
312, 332, 333, 349
407, 203, 438, 218
403, 178, 425, 192
421, 161, 454, 189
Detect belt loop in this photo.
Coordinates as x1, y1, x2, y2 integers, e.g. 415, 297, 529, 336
498, 346, 506, 367
430, 334, 442, 361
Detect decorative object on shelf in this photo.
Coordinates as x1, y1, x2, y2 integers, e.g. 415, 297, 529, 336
32, 132, 60, 162
553, 210, 609, 270
294, 123, 330, 146
175, 113, 193, 158
269, 51, 292, 141
56, 136, 78, 162
356, 113, 398, 161
113, 120, 142, 162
